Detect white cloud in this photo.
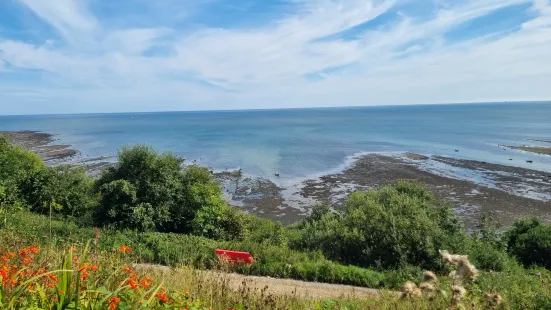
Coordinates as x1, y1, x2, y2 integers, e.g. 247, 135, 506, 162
0, 0, 550, 114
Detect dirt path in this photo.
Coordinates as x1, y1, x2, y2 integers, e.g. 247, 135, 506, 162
135, 264, 381, 300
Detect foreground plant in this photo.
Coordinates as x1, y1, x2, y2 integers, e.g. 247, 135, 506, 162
0, 243, 217, 309
399, 251, 506, 309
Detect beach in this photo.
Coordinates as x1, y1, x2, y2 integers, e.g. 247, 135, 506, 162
3, 130, 550, 229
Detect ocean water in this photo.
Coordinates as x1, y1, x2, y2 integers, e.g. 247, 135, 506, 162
1, 102, 551, 183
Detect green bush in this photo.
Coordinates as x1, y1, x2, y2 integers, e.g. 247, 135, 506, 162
0, 136, 45, 215
18, 165, 97, 218
0, 136, 45, 182
507, 217, 551, 268
94, 145, 244, 239
291, 181, 463, 271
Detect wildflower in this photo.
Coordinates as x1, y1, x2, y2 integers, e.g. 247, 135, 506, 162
139, 278, 151, 288
126, 278, 138, 290
456, 257, 479, 280
72, 248, 77, 253
484, 293, 503, 305
452, 285, 467, 304
419, 282, 435, 293
118, 245, 133, 253
400, 281, 421, 299
47, 283, 55, 288
423, 271, 437, 282
439, 250, 468, 264
108, 297, 120, 310
155, 292, 169, 302
123, 266, 133, 273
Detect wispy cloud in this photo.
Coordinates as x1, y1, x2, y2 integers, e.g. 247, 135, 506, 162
0, 0, 550, 114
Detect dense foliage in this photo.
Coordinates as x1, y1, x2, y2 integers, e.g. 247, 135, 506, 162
94, 145, 244, 239
506, 216, 551, 269
290, 181, 464, 270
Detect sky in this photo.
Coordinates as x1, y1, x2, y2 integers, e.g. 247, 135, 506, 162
0, 0, 551, 115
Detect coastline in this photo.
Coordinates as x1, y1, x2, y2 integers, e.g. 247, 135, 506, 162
3, 130, 551, 228
0, 131, 115, 176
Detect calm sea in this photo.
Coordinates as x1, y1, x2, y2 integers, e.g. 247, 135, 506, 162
1, 102, 551, 182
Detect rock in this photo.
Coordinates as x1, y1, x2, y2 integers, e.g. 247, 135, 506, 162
526, 160, 533, 163
274, 173, 280, 177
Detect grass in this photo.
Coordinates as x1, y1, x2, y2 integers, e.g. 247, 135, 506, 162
0, 241, 531, 309
3, 212, 385, 289
3, 211, 551, 309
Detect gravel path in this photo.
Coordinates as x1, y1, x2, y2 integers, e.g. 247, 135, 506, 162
135, 264, 381, 300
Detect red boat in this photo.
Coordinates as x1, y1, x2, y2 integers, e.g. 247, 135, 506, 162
214, 249, 254, 265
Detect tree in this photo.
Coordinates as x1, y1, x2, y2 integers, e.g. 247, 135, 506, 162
18, 165, 97, 219
0, 136, 44, 181
293, 181, 463, 270
506, 217, 551, 268
0, 136, 46, 221
94, 145, 243, 239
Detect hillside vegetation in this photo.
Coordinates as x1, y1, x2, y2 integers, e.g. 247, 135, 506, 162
2, 135, 551, 309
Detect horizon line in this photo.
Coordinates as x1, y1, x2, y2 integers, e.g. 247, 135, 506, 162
1, 100, 550, 117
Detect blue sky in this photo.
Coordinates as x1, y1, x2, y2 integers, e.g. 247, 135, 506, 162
0, 0, 550, 114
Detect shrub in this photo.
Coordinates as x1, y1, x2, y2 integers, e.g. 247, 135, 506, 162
95, 145, 243, 239
507, 217, 551, 268
292, 181, 464, 271
0, 136, 45, 182
18, 165, 97, 218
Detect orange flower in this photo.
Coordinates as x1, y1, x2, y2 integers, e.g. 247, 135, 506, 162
22, 257, 35, 264
155, 292, 169, 302
118, 245, 133, 253
71, 248, 77, 253
126, 278, 138, 290
108, 297, 120, 310
47, 283, 55, 288
139, 278, 151, 288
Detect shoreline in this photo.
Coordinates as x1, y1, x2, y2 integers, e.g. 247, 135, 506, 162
3, 130, 551, 227
0, 131, 115, 175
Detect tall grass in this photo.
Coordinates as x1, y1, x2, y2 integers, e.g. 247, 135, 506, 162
3, 211, 551, 309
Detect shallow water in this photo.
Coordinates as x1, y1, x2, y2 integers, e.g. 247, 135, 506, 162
1, 102, 551, 183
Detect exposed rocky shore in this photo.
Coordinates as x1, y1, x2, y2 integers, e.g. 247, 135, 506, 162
3, 130, 550, 228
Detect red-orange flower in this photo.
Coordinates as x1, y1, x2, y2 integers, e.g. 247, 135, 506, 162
108, 297, 120, 310
139, 278, 151, 288
155, 292, 169, 302
118, 245, 133, 253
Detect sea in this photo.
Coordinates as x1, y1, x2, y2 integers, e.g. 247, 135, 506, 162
1, 102, 551, 185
